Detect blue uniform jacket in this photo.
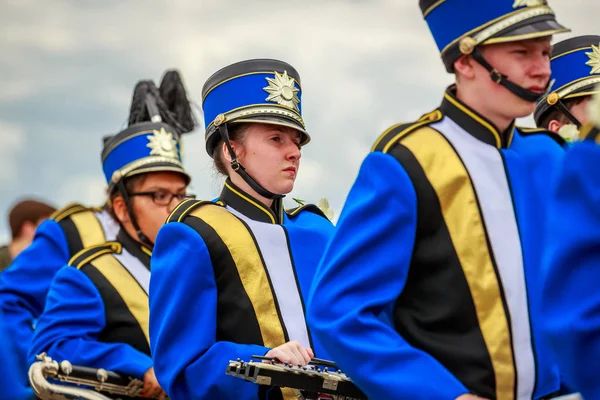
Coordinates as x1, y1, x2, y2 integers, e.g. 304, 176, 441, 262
29, 229, 153, 380
0, 205, 117, 384
150, 181, 335, 400
307, 88, 565, 400
541, 134, 600, 399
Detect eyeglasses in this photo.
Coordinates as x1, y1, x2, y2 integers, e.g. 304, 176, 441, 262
128, 191, 196, 206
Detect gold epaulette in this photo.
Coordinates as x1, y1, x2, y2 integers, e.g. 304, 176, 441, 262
371, 109, 443, 153
68, 242, 122, 269
286, 204, 328, 220
49, 203, 93, 222
166, 199, 219, 224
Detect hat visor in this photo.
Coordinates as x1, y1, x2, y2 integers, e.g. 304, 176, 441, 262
483, 17, 570, 45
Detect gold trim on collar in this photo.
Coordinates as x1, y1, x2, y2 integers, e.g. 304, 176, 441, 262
224, 181, 276, 224
444, 92, 502, 148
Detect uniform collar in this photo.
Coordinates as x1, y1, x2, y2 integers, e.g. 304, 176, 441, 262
219, 178, 284, 224
440, 86, 515, 148
117, 229, 151, 269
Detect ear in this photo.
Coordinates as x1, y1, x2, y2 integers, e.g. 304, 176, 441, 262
548, 119, 563, 134
111, 195, 130, 225
453, 55, 476, 80
222, 141, 233, 163
18, 221, 37, 239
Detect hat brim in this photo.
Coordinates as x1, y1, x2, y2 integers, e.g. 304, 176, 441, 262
534, 78, 600, 125
482, 16, 570, 46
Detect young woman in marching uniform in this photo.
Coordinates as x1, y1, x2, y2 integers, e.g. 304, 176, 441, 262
307, 1, 571, 399
28, 78, 196, 399
149, 59, 335, 400
0, 70, 194, 391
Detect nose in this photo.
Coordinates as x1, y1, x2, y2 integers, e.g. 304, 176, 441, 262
286, 141, 301, 162
532, 53, 551, 82
167, 196, 181, 214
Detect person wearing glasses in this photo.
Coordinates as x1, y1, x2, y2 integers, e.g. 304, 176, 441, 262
148, 59, 335, 400
0, 70, 194, 391
28, 78, 195, 400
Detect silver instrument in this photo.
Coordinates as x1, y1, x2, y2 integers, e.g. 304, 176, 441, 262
29, 352, 144, 400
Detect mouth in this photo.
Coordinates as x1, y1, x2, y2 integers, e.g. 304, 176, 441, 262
527, 86, 546, 94
283, 166, 297, 176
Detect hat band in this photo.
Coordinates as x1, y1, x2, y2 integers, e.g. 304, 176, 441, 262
444, 6, 554, 56
206, 104, 306, 132
547, 76, 600, 105
110, 156, 185, 184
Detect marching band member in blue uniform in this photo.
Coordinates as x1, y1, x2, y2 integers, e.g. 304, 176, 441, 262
540, 90, 600, 399
307, 1, 569, 399
28, 78, 196, 399
149, 59, 335, 400
0, 70, 194, 390
0, 311, 33, 400
535, 35, 600, 141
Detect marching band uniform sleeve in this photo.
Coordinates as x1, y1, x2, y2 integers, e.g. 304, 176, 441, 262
150, 222, 269, 400
541, 139, 600, 399
0, 311, 34, 400
307, 152, 468, 400
0, 219, 70, 375
28, 266, 153, 378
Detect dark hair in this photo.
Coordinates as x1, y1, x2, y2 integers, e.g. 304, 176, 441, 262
107, 174, 148, 222
9, 199, 56, 239
539, 96, 589, 129
212, 123, 250, 176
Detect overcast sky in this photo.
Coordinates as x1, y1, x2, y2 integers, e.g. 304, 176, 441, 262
0, 0, 597, 242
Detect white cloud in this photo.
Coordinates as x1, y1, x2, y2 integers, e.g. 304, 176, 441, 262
0, 121, 26, 185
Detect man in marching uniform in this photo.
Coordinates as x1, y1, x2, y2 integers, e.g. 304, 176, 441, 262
535, 35, 600, 142
28, 79, 195, 399
0, 71, 194, 390
540, 88, 600, 399
308, 1, 569, 399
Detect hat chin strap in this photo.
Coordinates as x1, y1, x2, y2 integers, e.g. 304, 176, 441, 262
217, 124, 285, 200
115, 180, 154, 248
553, 99, 582, 128
470, 48, 551, 103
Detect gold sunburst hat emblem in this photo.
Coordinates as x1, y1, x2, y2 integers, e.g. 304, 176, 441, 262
263, 70, 300, 112
146, 128, 179, 159
586, 44, 600, 74
513, 0, 545, 8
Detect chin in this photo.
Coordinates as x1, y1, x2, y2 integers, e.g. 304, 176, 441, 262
512, 102, 536, 119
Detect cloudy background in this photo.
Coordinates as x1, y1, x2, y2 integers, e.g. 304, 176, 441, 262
0, 0, 597, 242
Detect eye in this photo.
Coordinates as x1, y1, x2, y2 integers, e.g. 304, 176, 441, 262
270, 135, 282, 143
512, 50, 527, 55
153, 190, 169, 202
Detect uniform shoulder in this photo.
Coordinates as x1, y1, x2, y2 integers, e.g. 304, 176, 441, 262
67, 242, 122, 269
371, 109, 443, 153
517, 126, 566, 147
285, 204, 331, 222
165, 199, 225, 224
50, 203, 99, 222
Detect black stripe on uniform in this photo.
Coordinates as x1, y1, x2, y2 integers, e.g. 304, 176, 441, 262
184, 217, 265, 346
387, 143, 496, 399
79, 264, 150, 356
